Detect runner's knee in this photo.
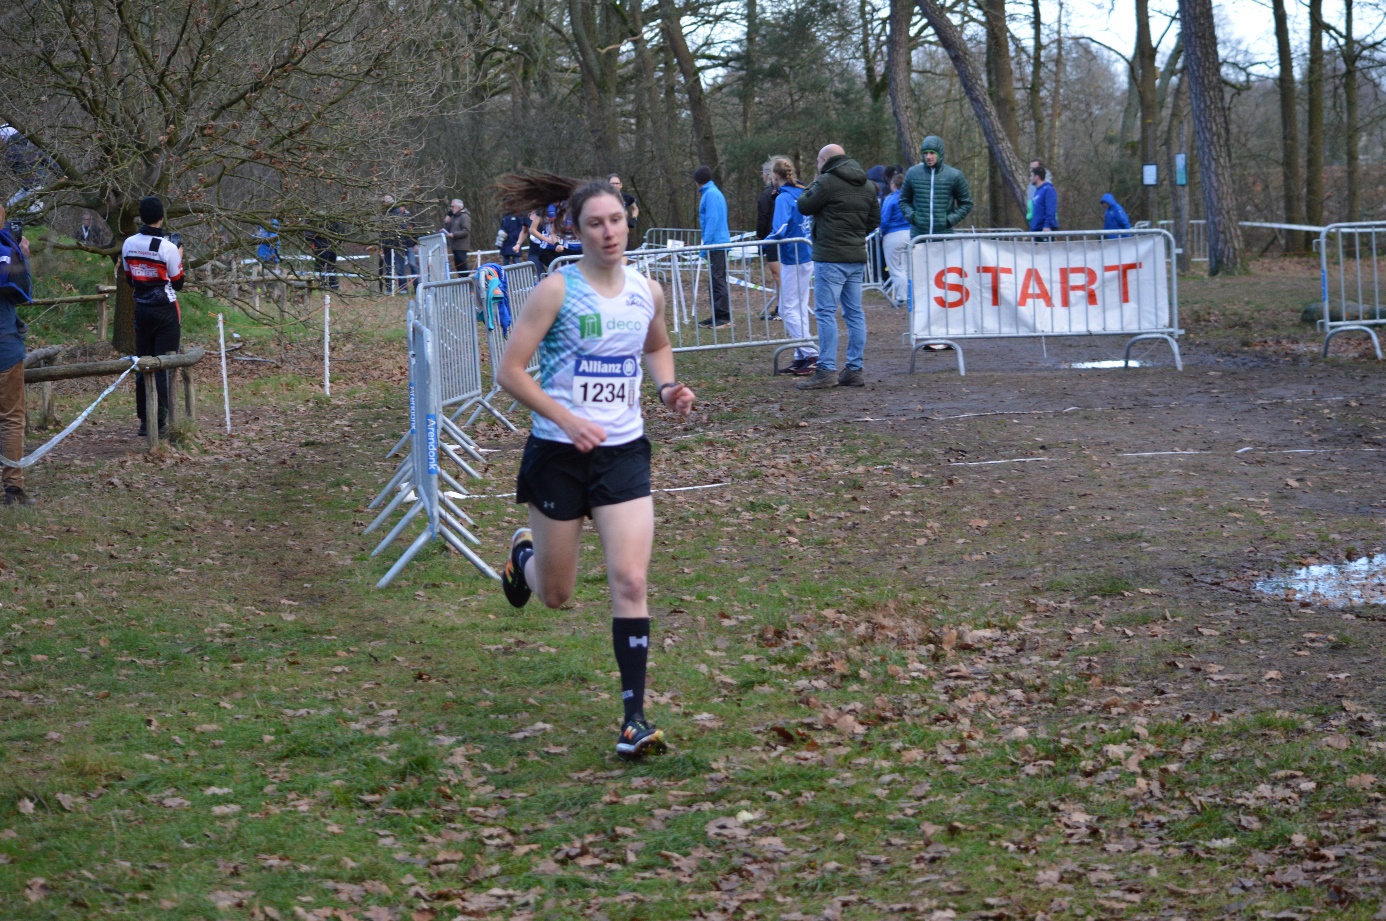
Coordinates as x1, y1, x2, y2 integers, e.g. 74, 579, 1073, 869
608, 567, 647, 606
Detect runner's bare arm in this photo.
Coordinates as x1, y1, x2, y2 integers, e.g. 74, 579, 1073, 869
641, 279, 695, 417
496, 272, 608, 451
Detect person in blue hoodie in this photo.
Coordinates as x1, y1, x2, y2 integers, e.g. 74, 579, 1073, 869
1101, 193, 1132, 237
694, 165, 732, 328
1029, 166, 1058, 237
879, 172, 911, 307
763, 156, 818, 375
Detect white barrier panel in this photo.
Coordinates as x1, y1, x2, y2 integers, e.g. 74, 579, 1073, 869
908, 229, 1182, 375
1319, 222, 1386, 360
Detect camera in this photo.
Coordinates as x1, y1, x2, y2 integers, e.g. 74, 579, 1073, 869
168, 232, 182, 246
5, 220, 21, 241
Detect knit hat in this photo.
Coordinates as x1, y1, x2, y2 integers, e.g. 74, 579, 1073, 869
139, 196, 165, 225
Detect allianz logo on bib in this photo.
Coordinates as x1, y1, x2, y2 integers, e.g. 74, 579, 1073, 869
576, 356, 638, 377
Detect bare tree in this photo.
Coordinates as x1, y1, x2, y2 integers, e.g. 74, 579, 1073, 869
660, 0, 720, 178
1306, 0, 1326, 227
915, 0, 1028, 213
1271, 0, 1305, 248
982, 0, 1024, 227
1135, 0, 1159, 222
0, 0, 446, 349
1177, 0, 1244, 274
888, 0, 921, 164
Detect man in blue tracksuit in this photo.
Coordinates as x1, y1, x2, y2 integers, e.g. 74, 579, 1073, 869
694, 166, 731, 328
1029, 166, 1058, 237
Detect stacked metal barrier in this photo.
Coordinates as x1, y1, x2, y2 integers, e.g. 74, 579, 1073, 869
1318, 222, 1386, 359
365, 303, 497, 587
367, 279, 498, 586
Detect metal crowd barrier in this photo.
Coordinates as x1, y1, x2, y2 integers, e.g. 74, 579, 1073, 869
466, 260, 542, 430
641, 227, 753, 249
1318, 222, 1386, 360
864, 230, 886, 294
364, 308, 497, 588
907, 227, 1182, 375
553, 236, 815, 371
379, 277, 487, 465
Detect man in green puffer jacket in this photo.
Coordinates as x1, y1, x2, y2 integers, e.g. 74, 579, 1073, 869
899, 135, 973, 237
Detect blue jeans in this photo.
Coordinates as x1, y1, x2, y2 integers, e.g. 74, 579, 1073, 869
813, 261, 866, 372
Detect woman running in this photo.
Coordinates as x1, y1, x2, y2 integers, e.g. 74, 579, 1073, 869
492, 171, 696, 761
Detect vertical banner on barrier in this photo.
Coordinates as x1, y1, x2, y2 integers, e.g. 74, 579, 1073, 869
218, 313, 231, 434
426, 411, 439, 476
323, 293, 331, 397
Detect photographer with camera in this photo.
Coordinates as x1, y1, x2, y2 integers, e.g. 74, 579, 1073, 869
120, 196, 184, 438
0, 201, 34, 505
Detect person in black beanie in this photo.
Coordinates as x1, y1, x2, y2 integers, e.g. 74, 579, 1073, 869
119, 196, 184, 436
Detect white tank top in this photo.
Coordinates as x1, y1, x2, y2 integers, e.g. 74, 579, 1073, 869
532, 264, 656, 447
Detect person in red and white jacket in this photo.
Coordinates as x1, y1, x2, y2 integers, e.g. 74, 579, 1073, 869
120, 196, 184, 437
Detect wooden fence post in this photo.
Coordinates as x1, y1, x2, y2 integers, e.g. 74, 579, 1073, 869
143, 368, 160, 450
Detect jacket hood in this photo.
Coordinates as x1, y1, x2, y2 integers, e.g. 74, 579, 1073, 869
777, 183, 804, 198
920, 135, 946, 165
866, 165, 887, 183
823, 155, 868, 186
1100, 193, 1119, 207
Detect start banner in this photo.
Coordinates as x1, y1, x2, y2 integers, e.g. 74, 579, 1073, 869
910, 233, 1171, 337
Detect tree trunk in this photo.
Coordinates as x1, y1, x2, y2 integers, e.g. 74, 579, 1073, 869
742, 0, 757, 138
1135, 0, 1159, 222
1048, 0, 1063, 167
1271, 0, 1304, 249
1305, 0, 1325, 227
1178, 0, 1244, 275
632, 0, 676, 231
567, 0, 621, 171
659, 0, 719, 179
1343, 0, 1360, 222
983, 0, 1025, 228
1028, 0, 1045, 163
1166, 74, 1191, 272
659, 33, 690, 227
887, 0, 920, 165
915, 0, 1029, 213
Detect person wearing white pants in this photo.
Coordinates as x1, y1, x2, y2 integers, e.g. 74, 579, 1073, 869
764, 157, 818, 374
879, 172, 911, 308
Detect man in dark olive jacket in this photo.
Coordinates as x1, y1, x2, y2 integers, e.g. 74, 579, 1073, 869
795, 144, 880, 391
899, 135, 973, 237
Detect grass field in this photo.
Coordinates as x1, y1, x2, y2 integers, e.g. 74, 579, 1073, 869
1, 255, 1384, 920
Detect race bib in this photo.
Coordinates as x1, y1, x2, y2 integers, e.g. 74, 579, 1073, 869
572, 353, 639, 407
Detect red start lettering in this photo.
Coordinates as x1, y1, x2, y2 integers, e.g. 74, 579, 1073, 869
1017, 268, 1053, 308
933, 267, 969, 309
975, 265, 1014, 307
1059, 266, 1098, 308
1102, 262, 1143, 303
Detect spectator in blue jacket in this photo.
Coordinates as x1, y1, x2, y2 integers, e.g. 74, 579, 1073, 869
1101, 193, 1132, 237
879, 172, 911, 308
694, 166, 731, 328
1029, 166, 1058, 236
0, 204, 33, 505
763, 156, 818, 374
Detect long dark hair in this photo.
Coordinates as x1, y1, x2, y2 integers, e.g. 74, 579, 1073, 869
493, 170, 621, 226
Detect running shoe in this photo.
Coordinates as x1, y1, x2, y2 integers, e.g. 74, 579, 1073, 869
501, 527, 533, 608
615, 717, 667, 760
777, 357, 807, 375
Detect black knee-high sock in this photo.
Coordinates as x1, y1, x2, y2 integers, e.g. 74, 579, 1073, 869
612, 618, 650, 722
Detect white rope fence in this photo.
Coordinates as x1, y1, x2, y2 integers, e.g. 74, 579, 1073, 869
0, 357, 140, 468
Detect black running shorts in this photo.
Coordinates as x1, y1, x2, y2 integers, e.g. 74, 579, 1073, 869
515, 435, 652, 521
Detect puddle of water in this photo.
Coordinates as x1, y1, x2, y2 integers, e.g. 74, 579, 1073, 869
1254, 553, 1386, 606
1064, 359, 1144, 369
